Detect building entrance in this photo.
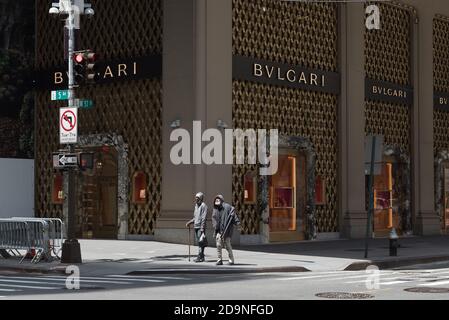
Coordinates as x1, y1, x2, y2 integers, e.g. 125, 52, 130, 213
76, 146, 118, 239
368, 155, 406, 237
268, 149, 307, 242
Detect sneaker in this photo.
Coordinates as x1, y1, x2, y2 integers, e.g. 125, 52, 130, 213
228, 261, 234, 265
194, 256, 204, 263
216, 260, 223, 265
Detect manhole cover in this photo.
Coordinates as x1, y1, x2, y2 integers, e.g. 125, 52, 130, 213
404, 287, 449, 294
315, 292, 375, 299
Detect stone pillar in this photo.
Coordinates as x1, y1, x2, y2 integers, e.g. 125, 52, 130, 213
340, 3, 368, 239
412, 9, 440, 235
156, 0, 233, 244
156, 0, 197, 244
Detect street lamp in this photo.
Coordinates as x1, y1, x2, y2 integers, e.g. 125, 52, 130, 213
49, 0, 95, 264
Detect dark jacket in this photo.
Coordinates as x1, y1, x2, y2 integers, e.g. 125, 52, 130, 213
188, 202, 208, 231
212, 202, 241, 239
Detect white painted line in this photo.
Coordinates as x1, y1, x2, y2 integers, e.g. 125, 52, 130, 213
277, 271, 390, 281
377, 281, 409, 285
19, 276, 136, 285
0, 288, 18, 292
107, 274, 188, 280
107, 275, 186, 281
317, 273, 397, 281
0, 284, 59, 290
418, 280, 449, 287
345, 279, 408, 286
0, 279, 58, 285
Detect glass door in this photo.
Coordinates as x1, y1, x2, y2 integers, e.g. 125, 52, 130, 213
371, 158, 400, 237
268, 150, 306, 242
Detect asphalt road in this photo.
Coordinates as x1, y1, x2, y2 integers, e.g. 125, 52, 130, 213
1, 261, 449, 300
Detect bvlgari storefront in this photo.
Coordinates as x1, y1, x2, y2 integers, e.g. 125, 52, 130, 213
34, 0, 448, 244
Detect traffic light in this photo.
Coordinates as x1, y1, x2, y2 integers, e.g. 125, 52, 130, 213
85, 51, 98, 83
78, 152, 94, 170
74, 51, 86, 85
73, 50, 99, 85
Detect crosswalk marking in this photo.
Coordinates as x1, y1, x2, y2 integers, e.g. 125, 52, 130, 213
0, 288, 19, 292
277, 271, 389, 281
274, 268, 449, 289
107, 275, 184, 282
0, 279, 59, 285
109, 275, 190, 280
0, 284, 59, 290
1, 276, 134, 285
418, 280, 449, 287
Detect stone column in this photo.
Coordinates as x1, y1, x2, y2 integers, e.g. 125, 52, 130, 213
156, 0, 233, 244
340, 3, 368, 239
156, 0, 197, 244
411, 8, 440, 235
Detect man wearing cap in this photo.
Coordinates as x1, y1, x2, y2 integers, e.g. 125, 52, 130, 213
212, 195, 241, 265
186, 192, 208, 262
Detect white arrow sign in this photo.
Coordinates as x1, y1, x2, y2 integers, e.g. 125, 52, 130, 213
59, 154, 78, 166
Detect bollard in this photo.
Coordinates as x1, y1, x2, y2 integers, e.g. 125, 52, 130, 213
389, 228, 399, 256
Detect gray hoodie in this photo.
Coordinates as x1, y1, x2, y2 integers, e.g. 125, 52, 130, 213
188, 201, 208, 231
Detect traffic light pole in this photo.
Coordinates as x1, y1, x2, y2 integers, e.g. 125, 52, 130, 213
61, 1, 82, 264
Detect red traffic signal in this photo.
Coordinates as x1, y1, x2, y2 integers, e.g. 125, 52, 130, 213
72, 50, 99, 85
74, 53, 85, 64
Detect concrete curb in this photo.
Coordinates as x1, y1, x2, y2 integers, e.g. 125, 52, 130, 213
0, 266, 67, 275
127, 266, 310, 275
344, 255, 449, 271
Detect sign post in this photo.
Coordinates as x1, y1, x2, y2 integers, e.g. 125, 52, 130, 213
364, 135, 384, 259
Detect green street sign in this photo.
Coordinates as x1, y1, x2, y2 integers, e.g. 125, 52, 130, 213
51, 90, 71, 101
74, 99, 94, 109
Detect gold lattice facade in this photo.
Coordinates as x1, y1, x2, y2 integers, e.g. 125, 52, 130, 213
35, 0, 163, 236
33, 0, 448, 243
232, 0, 339, 234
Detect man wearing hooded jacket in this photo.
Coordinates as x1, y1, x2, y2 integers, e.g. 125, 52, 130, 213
186, 192, 208, 262
212, 195, 241, 265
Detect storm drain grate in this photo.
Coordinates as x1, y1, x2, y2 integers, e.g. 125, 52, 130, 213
404, 287, 449, 294
315, 292, 375, 299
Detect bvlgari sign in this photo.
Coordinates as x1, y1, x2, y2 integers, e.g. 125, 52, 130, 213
365, 78, 413, 105
435, 92, 449, 111
233, 55, 340, 95
34, 54, 162, 89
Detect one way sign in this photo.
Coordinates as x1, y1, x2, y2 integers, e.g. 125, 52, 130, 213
53, 153, 78, 169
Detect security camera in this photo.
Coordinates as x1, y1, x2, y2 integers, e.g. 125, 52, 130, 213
49, 7, 60, 17
84, 8, 95, 18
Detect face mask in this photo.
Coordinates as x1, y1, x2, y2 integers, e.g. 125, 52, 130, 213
214, 199, 222, 208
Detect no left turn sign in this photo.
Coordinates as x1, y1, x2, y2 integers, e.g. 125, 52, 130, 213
60, 107, 78, 144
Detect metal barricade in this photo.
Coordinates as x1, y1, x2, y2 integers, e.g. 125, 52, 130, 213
0, 218, 65, 263
0, 219, 32, 263
11, 218, 65, 259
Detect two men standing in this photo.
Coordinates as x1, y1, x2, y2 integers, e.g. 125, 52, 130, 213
186, 193, 240, 265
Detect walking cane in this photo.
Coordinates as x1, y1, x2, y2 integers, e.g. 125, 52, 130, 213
188, 226, 191, 261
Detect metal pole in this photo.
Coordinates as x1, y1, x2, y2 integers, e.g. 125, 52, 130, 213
364, 136, 377, 259
61, 0, 82, 264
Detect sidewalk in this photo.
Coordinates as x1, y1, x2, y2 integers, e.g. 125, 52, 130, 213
0, 236, 448, 276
